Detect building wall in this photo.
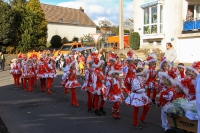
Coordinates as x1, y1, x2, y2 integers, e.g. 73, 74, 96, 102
47, 23, 96, 42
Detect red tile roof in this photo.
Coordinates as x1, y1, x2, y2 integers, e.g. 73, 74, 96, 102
41, 3, 96, 27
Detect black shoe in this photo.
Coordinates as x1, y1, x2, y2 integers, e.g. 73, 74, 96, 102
140, 119, 146, 126
88, 108, 94, 113
95, 110, 101, 116
99, 108, 106, 115
133, 125, 142, 129
152, 99, 156, 104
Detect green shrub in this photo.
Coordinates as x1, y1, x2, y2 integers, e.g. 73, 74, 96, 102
129, 32, 140, 50
50, 35, 62, 48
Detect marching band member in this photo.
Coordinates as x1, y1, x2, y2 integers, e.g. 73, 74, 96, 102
65, 56, 81, 107
88, 57, 106, 116
62, 56, 70, 94
125, 68, 151, 129
145, 56, 158, 104
157, 69, 176, 131
105, 63, 129, 119
32, 57, 38, 87
45, 57, 57, 94
122, 51, 136, 92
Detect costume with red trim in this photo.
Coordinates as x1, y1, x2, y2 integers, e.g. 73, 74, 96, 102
37, 56, 47, 92
65, 56, 80, 107
10, 58, 22, 88
125, 69, 150, 126
61, 56, 70, 94
21, 58, 35, 92
105, 63, 129, 119
88, 57, 106, 116
123, 51, 136, 92
181, 77, 196, 101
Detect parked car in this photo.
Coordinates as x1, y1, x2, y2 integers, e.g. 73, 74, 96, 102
53, 42, 83, 56
71, 47, 97, 55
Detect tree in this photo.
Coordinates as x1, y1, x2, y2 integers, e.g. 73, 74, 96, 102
129, 32, 140, 50
50, 35, 62, 48
0, 1, 16, 53
26, 0, 47, 50
62, 37, 68, 44
110, 25, 119, 35
99, 19, 112, 27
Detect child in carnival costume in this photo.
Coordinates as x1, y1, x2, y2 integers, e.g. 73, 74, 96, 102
65, 55, 81, 107
176, 63, 185, 82
10, 58, 22, 88
105, 63, 129, 119
45, 57, 57, 94
125, 68, 151, 129
81, 52, 97, 112
21, 57, 35, 92
61, 55, 70, 94
88, 57, 106, 116
157, 69, 176, 131
37, 55, 47, 92
144, 56, 158, 104
123, 51, 136, 92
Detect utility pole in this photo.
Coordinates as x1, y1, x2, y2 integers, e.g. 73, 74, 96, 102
119, 0, 124, 49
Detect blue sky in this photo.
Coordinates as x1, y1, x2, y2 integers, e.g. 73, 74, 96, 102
40, 0, 133, 25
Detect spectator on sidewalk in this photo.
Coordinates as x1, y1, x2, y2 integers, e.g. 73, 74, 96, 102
164, 42, 177, 67
147, 48, 157, 60
0, 52, 5, 71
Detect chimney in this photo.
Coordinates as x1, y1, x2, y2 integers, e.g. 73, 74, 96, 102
79, 6, 84, 12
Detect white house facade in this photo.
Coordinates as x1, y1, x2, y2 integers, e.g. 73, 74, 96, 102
41, 4, 96, 42
133, 0, 200, 63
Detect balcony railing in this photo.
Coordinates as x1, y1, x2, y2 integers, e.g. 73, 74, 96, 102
183, 18, 200, 31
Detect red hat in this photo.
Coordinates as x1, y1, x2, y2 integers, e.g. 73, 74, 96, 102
18, 55, 23, 60
126, 51, 134, 61
92, 57, 104, 68
109, 53, 117, 62
87, 53, 98, 64
39, 55, 44, 62
159, 56, 170, 69
158, 69, 176, 85
108, 62, 122, 75
168, 68, 178, 79
145, 56, 157, 65
45, 56, 50, 63
186, 61, 200, 75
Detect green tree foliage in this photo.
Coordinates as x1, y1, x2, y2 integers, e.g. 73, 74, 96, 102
129, 32, 140, 50
0, 1, 16, 53
50, 35, 62, 48
110, 25, 119, 35
26, 0, 47, 50
62, 37, 68, 44
124, 29, 130, 34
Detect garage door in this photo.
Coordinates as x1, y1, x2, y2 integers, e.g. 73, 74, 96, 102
179, 38, 200, 63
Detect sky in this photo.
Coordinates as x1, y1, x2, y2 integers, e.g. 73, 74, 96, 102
40, 0, 133, 26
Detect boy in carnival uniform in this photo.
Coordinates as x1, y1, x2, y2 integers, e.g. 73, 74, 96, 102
105, 63, 129, 119
10, 58, 22, 88
144, 56, 158, 104
157, 69, 176, 131
125, 68, 151, 129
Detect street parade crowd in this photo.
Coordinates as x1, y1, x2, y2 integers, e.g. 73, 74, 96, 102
8, 49, 200, 132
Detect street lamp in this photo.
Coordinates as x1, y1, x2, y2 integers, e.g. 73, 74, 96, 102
119, 0, 124, 49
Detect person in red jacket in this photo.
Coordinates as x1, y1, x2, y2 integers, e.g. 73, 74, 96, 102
65, 55, 81, 107
105, 63, 129, 119
145, 56, 158, 104
176, 63, 185, 81
157, 69, 176, 131
45, 57, 56, 94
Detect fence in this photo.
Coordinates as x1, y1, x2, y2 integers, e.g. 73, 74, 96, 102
183, 18, 200, 31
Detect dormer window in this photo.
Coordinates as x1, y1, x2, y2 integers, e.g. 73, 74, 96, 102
60, 18, 64, 22
71, 20, 73, 23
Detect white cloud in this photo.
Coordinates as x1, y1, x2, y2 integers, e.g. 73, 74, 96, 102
57, 0, 133, 26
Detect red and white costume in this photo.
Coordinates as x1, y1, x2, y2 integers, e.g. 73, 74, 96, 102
123, 51, 136, 92
37, 56, 47, 92
21, 58, 35, 91
45, 57, 57, 94
174, 81, 186, 100
32, 58, 38, 86
81, 53, 97, 110
145, 56, 158, 102
176, 65, 185, 81
157, 71, 176, 131
105, 63, 129, 119
89, 57, 106, 115
65, 56, 80, 107
181, 77, 196, 101
10, 58, 22, 88
61, 56, 70, 94
125, 68, 150, 126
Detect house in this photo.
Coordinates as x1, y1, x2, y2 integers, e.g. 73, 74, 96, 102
41, 4, 96, 42
123, 18, 134, 31
133, 0, 200, 63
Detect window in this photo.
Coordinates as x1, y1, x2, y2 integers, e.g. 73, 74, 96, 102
196, 5, 200, 19
61, 45, 71, 51
60, 18, 64, 22
71, 20, 73, 23
143, 5, 163, 34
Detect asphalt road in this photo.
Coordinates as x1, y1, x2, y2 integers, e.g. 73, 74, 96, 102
0, 70, 165, 133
